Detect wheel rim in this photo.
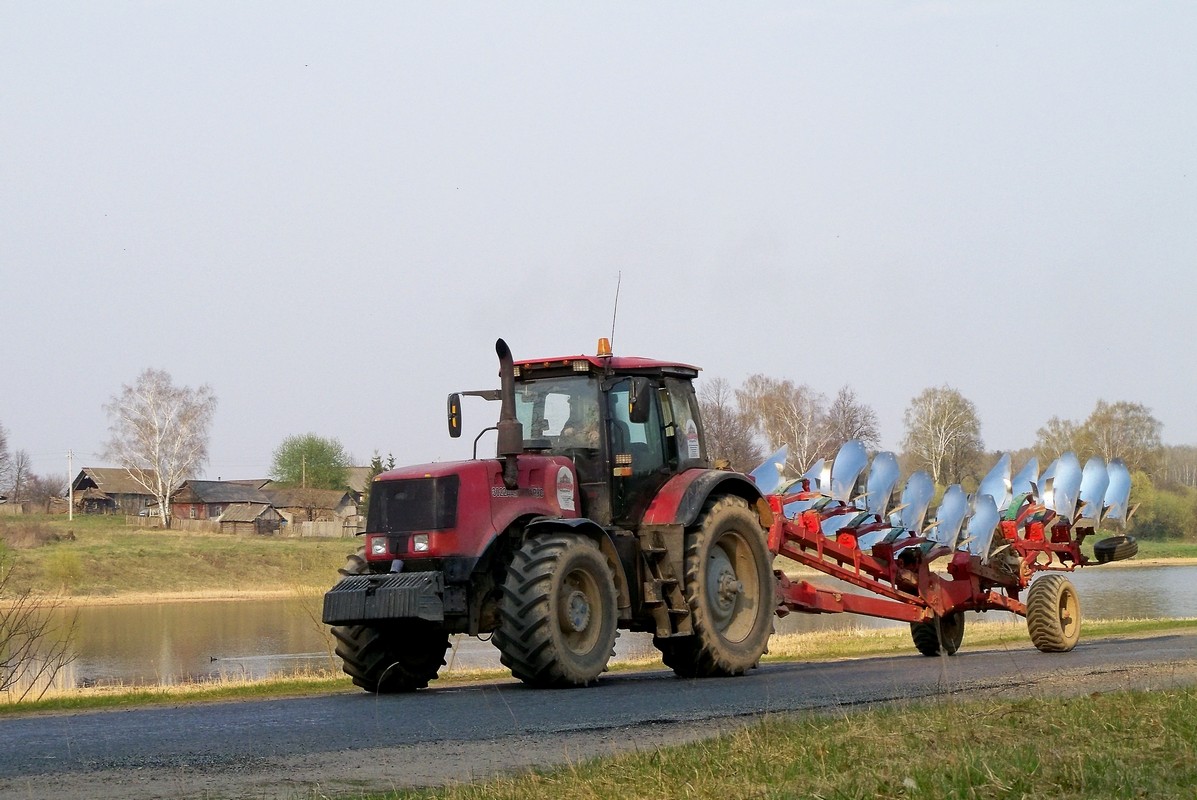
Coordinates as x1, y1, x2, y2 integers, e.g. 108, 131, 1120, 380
705, 531, 757, 643
1059, 584, 1079, 639
558, 566, 601, 655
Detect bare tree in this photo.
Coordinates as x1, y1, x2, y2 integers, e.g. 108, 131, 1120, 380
25, 474, 68, 513
697, 377, 764, 472
736, 374, 830, 473
8, 450, 32, 502
1162, 445, 1197, 490
0, 422, 11, 494
1079, 400, 1163, 476
103, 368, 217, 527
901, 385, 984, 485
820, 386, 880, 454
0, 552, 76, 701
1034, 416, 1081, 464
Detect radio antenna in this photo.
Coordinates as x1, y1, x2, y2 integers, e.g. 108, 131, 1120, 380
609, 271, 622, 351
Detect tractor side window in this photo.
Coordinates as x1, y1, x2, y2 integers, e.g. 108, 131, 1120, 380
664, 378, 707, 468
608, 380, 666, 476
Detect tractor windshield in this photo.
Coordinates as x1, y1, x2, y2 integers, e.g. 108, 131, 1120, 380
515, 375, 601, 453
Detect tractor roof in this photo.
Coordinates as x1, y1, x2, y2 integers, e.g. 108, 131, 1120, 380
514, 353, 700, 378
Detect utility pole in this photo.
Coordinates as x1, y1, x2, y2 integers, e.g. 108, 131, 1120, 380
67, 449, 74, 521
302, 453, 306, 488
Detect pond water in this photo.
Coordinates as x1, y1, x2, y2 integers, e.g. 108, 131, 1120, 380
32, 564, 1197, 692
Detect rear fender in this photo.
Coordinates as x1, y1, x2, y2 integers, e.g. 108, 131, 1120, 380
642, 469, 772, 529
524, 516, 632, 615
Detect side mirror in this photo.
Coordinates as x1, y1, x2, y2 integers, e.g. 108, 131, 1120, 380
628, 377, 652, 424
447, 393, 463, 438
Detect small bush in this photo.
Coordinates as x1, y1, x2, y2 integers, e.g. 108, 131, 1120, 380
42, 550, 83, 589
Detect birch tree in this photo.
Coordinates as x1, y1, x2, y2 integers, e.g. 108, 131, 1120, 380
901, 385, 983, 485
1080, 400, 1162, 475
103, 368, 217, 527
697, 377, 764, 472
736, 375, 830, 473
1034, 416, 1081, 464
0, 422, 10, 495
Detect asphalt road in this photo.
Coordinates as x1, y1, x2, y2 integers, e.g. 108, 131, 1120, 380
3, 631, 1197, 799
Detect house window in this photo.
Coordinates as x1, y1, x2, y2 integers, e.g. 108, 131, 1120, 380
190, 507, 197, 519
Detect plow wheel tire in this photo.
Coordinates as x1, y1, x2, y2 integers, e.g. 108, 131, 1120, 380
1094, 535, 1138, 564
494, 534, 618, 688
910, 611, 965, 657
657, 495, 774, 678
333, 622, 450, 693
1027, 573, 1081, 653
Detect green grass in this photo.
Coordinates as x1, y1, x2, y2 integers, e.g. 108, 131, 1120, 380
1130, 539, 1197, 560
381, 688, 1197, 799
0, 514, 353, 597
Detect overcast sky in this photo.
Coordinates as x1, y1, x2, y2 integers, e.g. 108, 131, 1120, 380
2, 2, 1194, 482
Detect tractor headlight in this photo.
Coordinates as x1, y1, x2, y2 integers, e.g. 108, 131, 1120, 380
369, 536, 390, 557
412, 533, 430, 552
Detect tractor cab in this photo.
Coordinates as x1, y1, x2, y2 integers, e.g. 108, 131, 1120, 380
451, 338, 709, 527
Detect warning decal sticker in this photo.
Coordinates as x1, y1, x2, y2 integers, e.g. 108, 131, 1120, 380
556, 466, 576, 511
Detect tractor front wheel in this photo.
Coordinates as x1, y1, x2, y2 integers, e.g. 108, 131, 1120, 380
330, 547, 450, 692
494, 534, 618, 687
333, 622, 450, 693
657, 495, 774, 678
910, 611, 965, 656
1027, 573, 1081, 652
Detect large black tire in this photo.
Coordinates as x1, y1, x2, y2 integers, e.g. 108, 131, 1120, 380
332, 622, 450, 692
655, 495, 774, 678
910, 611, 965, 656
330, 547, 450, 693
1027, 573, 1081, 653
1094, 535, 1138, 564
493, 534, 618, 688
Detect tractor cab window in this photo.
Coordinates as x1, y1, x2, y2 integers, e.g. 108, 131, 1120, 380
607, 380, 666, 477
514, 375, 602, 452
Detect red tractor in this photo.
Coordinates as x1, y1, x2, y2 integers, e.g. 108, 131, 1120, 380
323, 338, 776, 691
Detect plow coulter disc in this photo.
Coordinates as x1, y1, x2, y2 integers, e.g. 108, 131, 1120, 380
910, 611, 965, 657
1027, 574, 1081, 653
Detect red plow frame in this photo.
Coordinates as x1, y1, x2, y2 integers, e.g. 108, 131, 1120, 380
757, 447, 1135, 654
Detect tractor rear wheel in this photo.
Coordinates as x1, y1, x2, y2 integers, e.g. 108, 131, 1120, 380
494, 533, 618, 687
1027, 573, 1081, 652
330, 548, 450, 692
910, 611, 965, 656
656, 495, 774, 678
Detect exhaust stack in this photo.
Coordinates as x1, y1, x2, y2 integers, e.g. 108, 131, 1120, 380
495, 338, 523, 489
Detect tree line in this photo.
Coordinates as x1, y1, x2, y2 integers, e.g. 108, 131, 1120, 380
698, 375, 1197, 539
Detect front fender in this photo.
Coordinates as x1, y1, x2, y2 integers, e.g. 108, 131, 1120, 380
523, 516, 632, 616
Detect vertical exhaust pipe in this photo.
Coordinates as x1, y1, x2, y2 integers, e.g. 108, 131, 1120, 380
495, 338, 523, 489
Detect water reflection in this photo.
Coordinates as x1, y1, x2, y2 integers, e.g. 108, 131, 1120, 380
29, 565, 1197, 691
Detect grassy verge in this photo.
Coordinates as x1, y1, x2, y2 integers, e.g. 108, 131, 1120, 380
383, 688, 1197, 799
5, 617, 1195, 717
0, 514, 352, 597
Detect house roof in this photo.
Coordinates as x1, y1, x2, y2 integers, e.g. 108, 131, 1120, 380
261, 487, 354, 509
72, 468, 160, 496
345, 466, 373, 494
218, 503, 277, 523
173, 480, 271, 505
